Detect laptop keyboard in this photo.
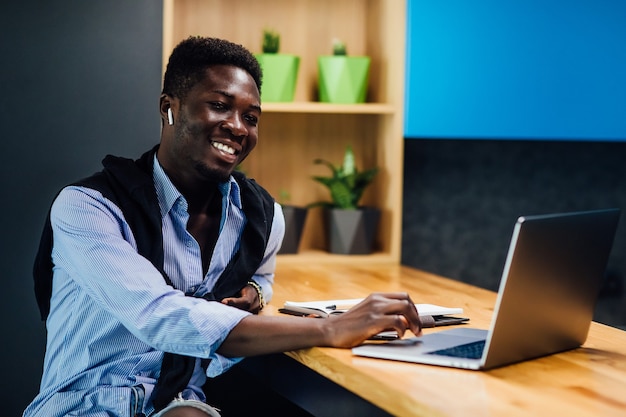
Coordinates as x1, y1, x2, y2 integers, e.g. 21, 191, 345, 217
427, 340, 486, 359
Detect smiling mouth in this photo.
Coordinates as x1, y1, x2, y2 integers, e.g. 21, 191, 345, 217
211, 140, 237, 156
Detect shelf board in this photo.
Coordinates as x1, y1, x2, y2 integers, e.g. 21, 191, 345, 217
261, 102, 395, 115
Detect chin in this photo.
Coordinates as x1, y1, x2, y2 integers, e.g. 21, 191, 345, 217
195, 162, 231, 183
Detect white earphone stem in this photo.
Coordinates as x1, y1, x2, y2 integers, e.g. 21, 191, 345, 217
167, 108, 174, 125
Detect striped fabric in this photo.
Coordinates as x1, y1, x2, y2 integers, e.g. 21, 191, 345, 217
24, 156, 285, 417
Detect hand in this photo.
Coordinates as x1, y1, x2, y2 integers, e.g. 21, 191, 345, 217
323, 292, 422, 348
221, 284, 261, 314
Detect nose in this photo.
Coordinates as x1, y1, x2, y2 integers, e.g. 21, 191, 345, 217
221, 113, 247, 138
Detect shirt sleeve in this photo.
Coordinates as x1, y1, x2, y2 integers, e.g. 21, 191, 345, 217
250, 201, 285, 303
50, 186, 251, 360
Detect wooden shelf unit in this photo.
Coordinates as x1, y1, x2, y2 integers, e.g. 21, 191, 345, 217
163, 0, 406, 264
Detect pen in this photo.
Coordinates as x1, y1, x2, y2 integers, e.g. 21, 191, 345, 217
326, 305, 336, 310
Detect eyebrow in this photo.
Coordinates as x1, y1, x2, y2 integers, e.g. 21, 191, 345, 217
213, 89, 262, 113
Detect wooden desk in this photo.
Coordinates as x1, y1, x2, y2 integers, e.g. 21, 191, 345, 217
257, 262, 626, 417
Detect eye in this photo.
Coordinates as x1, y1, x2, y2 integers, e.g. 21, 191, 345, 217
209, 101, 227, 111
244, 113, 259, 126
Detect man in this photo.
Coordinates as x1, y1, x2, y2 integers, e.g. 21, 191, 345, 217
25, 36, 421, 417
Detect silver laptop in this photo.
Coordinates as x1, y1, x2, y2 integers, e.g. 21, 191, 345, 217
353, 208, 620, 370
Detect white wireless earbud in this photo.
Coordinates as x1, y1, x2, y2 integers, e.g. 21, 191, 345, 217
167, 108, 174, 126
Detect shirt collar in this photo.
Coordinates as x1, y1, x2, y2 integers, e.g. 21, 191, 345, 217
152, 155, 242, 219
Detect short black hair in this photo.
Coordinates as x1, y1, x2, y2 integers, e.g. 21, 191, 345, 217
162, 36, 263, 100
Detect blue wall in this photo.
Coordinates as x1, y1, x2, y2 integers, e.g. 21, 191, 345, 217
405, 0, 626, 140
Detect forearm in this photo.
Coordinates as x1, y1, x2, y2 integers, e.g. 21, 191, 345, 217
217, 315, 330, 357
218, 293, 423, 358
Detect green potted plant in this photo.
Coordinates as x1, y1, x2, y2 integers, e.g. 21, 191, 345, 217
277, 189, 308, 254
317, 38, 371, 104
254, 28, 300, 102
309, 145, 380, 254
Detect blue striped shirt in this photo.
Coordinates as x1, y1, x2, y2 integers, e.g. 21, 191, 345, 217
24, 156, 285, 417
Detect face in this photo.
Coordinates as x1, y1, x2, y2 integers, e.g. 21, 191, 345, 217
159, 64, 261, 186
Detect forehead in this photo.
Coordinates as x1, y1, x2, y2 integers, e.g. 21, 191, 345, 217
190, 65, 260, 100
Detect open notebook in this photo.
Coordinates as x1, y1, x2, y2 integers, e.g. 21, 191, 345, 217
280, 299, 468, 327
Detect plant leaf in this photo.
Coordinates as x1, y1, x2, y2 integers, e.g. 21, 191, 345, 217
310, 147, 378, 209
343, 146, 355, 176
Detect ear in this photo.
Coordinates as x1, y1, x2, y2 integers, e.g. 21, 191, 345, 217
159, 94, 176, 126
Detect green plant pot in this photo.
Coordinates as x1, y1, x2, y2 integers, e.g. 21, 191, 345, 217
278, 205, 308, 254
254, 53, 300, 102
318, 56, 371, 104
325, 206, 380, 254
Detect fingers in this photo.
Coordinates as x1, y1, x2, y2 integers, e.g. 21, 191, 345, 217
221, 297, 237, 306
324, 292, 423, 348
368, 292, 422, 336
397, 314, 409, 329
221, 290, 259, 313
388, 314, 409, 339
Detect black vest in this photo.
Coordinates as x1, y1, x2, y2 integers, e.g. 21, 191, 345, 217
33, 146, 275, 410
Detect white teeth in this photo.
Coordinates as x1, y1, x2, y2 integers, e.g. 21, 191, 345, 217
211, 141, 235, 155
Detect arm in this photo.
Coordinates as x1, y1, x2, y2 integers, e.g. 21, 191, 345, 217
218, 292, 423, 357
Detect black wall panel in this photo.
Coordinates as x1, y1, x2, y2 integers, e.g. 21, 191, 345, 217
0, 1, 162, 413
402, 139, 626, 328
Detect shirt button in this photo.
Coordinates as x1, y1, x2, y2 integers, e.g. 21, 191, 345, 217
186, 240, 193, 247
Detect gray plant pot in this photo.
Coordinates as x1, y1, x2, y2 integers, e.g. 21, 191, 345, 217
326, 207, 380, 254
278, 205, 308, 254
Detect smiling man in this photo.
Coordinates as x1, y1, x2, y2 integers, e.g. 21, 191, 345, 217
25, 37, 422, 417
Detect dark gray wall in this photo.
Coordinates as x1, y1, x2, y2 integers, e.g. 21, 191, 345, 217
402, 139, 626, 328
0, 1, 162, 414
